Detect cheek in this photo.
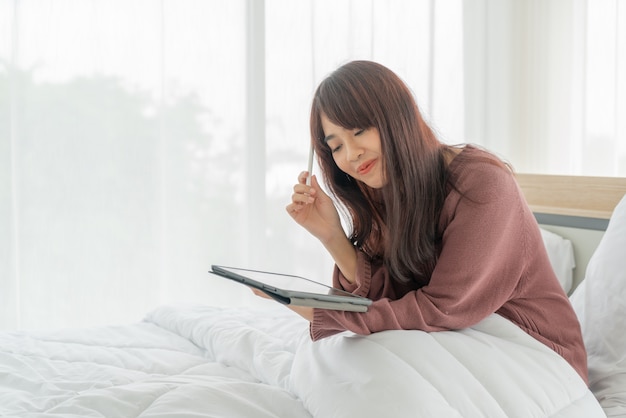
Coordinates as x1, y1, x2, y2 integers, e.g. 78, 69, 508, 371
333, 155, 350, 174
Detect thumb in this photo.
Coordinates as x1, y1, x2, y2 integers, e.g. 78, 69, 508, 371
310, 174, 325, 194
310, 174, 332, 201
311, 174, 322, 188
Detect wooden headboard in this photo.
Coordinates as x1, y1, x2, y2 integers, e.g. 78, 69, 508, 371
516, 173, 626, 291
516, 173, 626, 221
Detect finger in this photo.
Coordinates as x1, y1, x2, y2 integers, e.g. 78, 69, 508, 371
309, 175, 328, 198
286, 202, 306, 215
310, 174, 322, 188
298, 171, 309, 185
293, 183, 315, 197
291, 190, 315, 205
251, 288, 271, 299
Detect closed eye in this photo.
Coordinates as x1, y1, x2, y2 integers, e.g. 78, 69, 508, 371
355, 129, 365, 136
330, 144, 342, 153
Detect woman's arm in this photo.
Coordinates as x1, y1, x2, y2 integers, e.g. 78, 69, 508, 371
320, 229, 357, 284
287, 172, 357, 283
309, 163, 533, 339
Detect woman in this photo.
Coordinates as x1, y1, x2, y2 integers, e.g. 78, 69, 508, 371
283, 60, 587, 383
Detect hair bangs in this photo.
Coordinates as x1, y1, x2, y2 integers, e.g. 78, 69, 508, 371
314, 74, 375, 131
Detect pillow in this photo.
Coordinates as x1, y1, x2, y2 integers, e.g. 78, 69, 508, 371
570, 194, 626, 416
540, 227, 575, 293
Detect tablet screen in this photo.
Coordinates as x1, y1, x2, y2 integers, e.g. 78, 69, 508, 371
211, 265, 366, 300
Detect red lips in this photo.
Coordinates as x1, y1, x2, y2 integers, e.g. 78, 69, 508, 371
357, 159, 376, 175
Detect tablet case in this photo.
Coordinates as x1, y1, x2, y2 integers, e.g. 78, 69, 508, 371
210, 265, 371, 312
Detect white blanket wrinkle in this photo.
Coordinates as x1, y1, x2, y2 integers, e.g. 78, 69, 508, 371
0, 305, 605, 418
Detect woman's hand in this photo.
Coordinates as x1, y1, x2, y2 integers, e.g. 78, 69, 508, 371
251, 288, 314, 321
286, 172, 343, 245
286, 171, 359, 284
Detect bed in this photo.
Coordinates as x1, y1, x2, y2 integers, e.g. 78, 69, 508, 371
516, 174, 626, 418
1, 174, 625, 417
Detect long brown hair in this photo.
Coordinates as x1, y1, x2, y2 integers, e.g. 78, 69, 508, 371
310, 60, 449, 284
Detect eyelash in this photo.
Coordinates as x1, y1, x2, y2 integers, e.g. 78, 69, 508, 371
329, 128, 365, 153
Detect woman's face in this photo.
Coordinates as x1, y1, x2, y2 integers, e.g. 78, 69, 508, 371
321, 113, 385, 189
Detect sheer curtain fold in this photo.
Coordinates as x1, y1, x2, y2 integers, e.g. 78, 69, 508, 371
0, 0, 623, 331
2, 1, 20, 330
1, 0, 255, 331
463, 0, 626, 176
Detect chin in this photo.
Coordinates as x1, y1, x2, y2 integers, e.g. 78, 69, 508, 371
364, 178, 385, 189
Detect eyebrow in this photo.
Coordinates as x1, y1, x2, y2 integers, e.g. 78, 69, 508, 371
323, 134, 335, 143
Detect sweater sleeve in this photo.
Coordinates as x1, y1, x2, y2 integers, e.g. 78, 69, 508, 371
310, 163, 531, 340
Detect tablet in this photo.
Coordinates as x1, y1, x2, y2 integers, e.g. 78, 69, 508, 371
209, 265, 372, 312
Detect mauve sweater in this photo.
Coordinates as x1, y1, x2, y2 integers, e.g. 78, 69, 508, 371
311, 146, 588, 383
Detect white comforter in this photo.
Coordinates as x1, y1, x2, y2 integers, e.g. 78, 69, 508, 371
0, 305, 605, 417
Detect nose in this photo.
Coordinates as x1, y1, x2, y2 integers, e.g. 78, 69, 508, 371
346, 142, 364, 162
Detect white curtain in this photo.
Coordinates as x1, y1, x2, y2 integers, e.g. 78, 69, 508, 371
1, 0, 254, 330
1, 0, 623, 331
0, 0, 463, 330
463, 0, 626, 176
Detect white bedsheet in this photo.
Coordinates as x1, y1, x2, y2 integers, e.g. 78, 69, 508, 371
0, 305, 605, 417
